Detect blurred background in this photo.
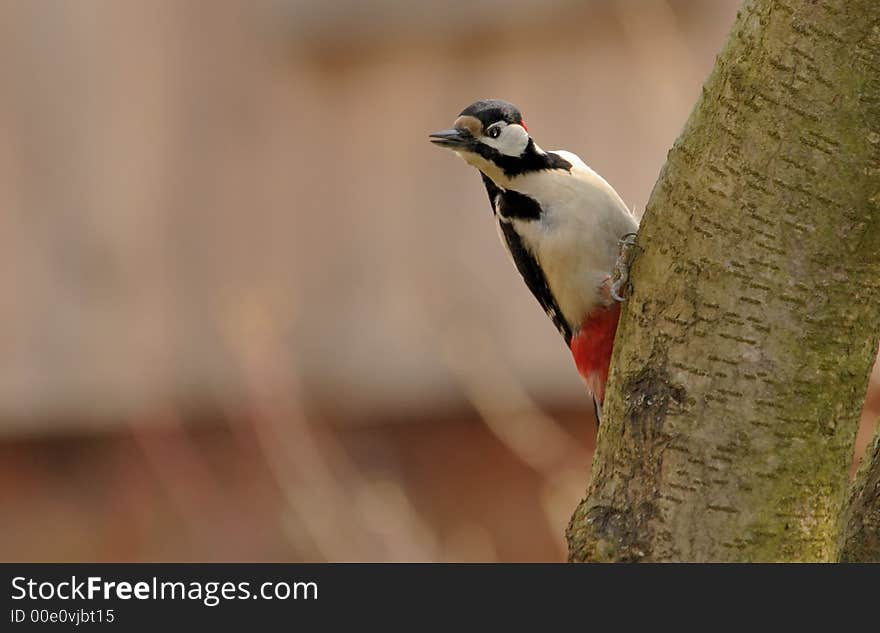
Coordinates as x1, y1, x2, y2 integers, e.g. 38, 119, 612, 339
1, 0, 877, 561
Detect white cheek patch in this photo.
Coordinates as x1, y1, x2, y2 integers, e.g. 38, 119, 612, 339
483, 124, 529, 157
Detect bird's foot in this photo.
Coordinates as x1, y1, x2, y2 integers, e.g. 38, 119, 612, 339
610, 232, 639, 302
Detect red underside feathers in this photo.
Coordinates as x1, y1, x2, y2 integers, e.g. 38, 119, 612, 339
569, 303, 621, 405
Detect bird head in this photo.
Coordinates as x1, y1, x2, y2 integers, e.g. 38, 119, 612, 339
429, 99, 533, 180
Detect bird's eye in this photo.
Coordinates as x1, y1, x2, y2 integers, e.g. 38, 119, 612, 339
488, 126, 501, 139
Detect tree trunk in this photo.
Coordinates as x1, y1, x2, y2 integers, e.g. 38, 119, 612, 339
568, 0, 880, 562
839, 423, 880, 561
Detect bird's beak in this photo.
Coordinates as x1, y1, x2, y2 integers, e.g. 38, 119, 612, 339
429, 128, 472, 149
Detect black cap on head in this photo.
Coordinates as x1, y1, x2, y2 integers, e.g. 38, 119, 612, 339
459, 99, 523, 129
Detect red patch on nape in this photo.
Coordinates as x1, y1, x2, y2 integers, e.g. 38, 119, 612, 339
569, 303, 621, 405
520, 120, 528, 132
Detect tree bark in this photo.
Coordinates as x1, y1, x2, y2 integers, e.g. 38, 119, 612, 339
839, 423, 880, 561
568, 0, 880, 562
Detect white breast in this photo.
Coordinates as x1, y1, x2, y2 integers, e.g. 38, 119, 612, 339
497, 150, 638, 328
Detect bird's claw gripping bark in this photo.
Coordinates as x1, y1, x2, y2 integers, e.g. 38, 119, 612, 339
610, 232, 638, 302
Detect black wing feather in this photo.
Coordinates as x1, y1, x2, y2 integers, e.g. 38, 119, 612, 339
479, 174, 572, 343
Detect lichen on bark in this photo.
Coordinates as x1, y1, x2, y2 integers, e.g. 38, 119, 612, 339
568, 0, 880, 562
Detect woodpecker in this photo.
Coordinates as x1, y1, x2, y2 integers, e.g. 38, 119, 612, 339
430, 99, 638, 419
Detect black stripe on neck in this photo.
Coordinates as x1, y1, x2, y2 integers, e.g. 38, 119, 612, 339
498, 189, 542, 220
474, 139, 572, 178
480, 175, 543, 221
